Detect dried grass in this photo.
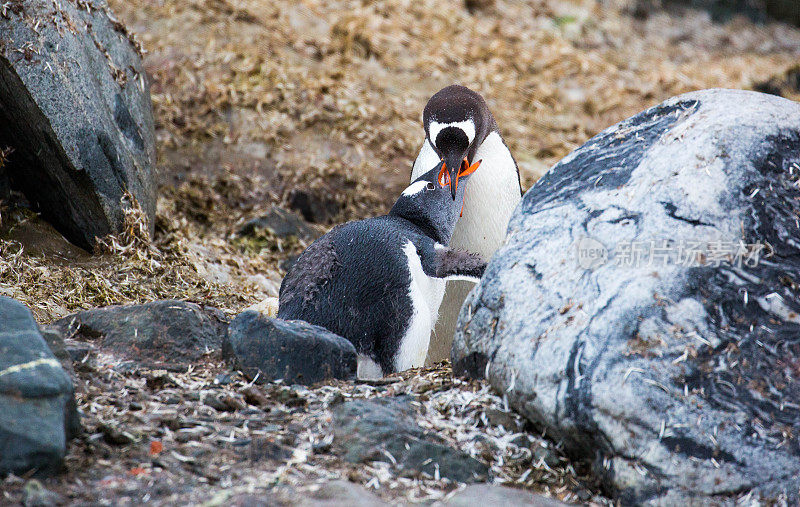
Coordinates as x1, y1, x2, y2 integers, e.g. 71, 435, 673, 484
115, 0, 800, 193
0, 188, 267, 322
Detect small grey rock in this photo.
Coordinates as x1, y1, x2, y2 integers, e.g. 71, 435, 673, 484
332, 396, 489, 483
287, 189, 341, 224
223, 312, 357, 386
301, 480, 389, 507
441, 484, 567, 506
239, 206, 323, 241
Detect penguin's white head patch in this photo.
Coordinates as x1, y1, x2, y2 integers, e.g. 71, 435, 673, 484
401, 180, 430, 196
429, 119, 475, 148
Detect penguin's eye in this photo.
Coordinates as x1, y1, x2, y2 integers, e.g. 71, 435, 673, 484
426, 182, 435, 190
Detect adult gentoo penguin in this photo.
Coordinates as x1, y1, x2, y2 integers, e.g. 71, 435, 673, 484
277, 160, 485, 378
411, 85, 522, 364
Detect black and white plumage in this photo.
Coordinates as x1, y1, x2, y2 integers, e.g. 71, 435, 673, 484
277, 162, 485, 378
411, 85, 522, 363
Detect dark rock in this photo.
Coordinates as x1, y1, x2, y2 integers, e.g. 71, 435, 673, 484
753, 65, 800, 100
454, 89, 800, 503
222, 312, 357, 386
331, 396, 489, 483
287, 189, 341, 224
531, 444, 563, 469
52, 300, 228, 367
653, 0, 800, 25
246, 437, 294, 463
0, 297, 79, 477
279, 254, 300, 273
38, 327, 90, 445
239, 206, 323, 241
0, 0, 156, 251
765, 0, 800, 25
464, 0, 496, 15
241, 386, 271, 407
98, 422, 137, 446
652, 0, 766, 22
202, 391, 246, 412
442, 484, 567, 506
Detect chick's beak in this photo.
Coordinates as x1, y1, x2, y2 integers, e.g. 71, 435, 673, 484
442, 154, 464, 200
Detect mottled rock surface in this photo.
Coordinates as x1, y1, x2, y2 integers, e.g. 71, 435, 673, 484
53, 300, 227, 368
223, 312, 357, 385
0, 0, 156, 250
332, 396, 489, 483
454, 89, 800, 503
0, 297, 79, 477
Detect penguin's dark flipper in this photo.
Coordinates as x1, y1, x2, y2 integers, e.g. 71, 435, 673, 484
433, 248, 486, 283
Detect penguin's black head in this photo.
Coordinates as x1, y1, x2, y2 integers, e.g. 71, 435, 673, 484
423, 84, 496, 199
390, 160, 478, 244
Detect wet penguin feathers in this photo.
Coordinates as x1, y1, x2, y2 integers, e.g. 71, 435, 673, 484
278, 163, 485, 377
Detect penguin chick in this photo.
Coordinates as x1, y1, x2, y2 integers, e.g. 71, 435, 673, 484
412, 85, 522, 363
277, 161, 485, 378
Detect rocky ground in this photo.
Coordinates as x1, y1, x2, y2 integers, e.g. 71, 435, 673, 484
2, 0, 800, 504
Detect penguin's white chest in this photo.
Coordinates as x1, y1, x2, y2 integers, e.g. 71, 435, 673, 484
452, 131, 521, 258
395, 241, 446, 372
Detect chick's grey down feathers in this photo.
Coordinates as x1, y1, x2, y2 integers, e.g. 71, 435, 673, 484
435, 249, 485, 279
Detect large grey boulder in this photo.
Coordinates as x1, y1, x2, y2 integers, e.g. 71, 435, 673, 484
453, 89, 800, 504
1, 297, 79, 477
0, 0, 156, 251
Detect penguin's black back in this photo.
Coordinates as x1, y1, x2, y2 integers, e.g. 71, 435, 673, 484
278, 215, 434, 374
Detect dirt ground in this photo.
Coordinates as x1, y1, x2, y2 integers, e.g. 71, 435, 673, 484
2, 0, 800, 504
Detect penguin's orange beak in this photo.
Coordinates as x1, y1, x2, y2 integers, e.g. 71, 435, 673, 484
459, 158, 481, 178
438, 158, 482, 200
